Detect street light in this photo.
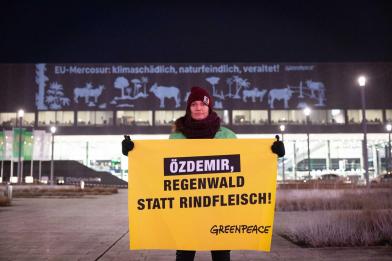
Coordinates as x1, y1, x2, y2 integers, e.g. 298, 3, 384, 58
279, 124, 286, 183
386, 123, 392, 174
303, 107, 311, 180
358, 75, 369, 187
50, 126, 56, 185
17, 109, 24, 184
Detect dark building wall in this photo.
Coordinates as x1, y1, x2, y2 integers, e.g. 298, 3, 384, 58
1, 62, 391, 111
0, 62, 391, 135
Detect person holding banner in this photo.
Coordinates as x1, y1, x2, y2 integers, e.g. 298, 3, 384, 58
122, 86, 285, 261
169, 86, 236, 140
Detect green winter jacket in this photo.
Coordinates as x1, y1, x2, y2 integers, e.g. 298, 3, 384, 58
169, 126, 237, 139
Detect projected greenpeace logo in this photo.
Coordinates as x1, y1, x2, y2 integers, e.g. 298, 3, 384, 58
164, 154, 241, 176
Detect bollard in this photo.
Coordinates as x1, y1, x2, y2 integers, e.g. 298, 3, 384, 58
80, 180, 85, 190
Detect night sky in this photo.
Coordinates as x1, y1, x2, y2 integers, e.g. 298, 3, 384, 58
0, 1, 391, 62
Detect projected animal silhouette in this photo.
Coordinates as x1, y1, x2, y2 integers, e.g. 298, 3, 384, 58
149, 83, 181, 108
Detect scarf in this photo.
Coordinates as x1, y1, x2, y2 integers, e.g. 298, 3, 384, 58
175, 111, 221, 139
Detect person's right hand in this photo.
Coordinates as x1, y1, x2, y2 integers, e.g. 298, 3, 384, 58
122, 135, 134, 156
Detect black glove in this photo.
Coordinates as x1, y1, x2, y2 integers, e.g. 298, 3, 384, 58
122, 135, 134, 156
271, 135, 285, 158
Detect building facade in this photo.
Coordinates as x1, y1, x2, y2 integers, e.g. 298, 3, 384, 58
1, 63, 391, 181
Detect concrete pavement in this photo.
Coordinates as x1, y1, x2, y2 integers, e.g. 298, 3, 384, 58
0, 189, 391, 260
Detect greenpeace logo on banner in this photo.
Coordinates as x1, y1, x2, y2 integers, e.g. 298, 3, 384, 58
164, 154, 240, 176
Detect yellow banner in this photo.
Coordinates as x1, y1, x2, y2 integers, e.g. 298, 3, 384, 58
128, 139, 277, 251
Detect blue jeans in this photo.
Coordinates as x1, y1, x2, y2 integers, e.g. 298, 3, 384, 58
176, 250, 230, 261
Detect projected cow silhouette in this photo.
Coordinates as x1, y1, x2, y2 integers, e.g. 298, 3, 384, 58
268, 87, 293, 108
149, 83, 181, 108
74, 83, 105, 104
242, 88, 267, 103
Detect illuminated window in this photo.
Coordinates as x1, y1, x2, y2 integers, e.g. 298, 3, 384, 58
288, 110, 306, 124
77, 111, 113, 126
308, 110, 328, 124
39, 111, 73, 126
232, 110, 268, 125
365, 110, 383, 124
271, 110, 289, 124
155, 111, 184, 126
386, 110, 392, 122
117, 111, 152, 126
347, 110, 361, 124
215, 110, 230, 125
271, 110, 308, 124
327, 109, 345, 124
1, 112, 35, 127
38, 111, 56, 126
348, 109, 382, 124
55, 111, 74, 126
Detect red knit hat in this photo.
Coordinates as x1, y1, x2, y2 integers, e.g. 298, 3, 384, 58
186, 86, 213, 112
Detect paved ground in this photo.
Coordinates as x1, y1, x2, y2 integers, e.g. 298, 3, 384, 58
0, 189, 391, 261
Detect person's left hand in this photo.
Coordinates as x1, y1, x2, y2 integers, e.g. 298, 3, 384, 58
122, 135, 134, 156
271, 135, 285, 158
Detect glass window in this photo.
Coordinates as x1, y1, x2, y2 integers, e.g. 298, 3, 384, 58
0, 112, 17, 127
251, 110, 268, 124
117, 111, 152, 126
38, 111, 56, 126
155, 111, 184, 126
233, 110, 250, 125
327, 109, 345, 124
77, 111, 93, 125
117, 111, 134, 126
77, 111, 113, 126
386, 110, 392, 122
232, 110, 268, 125
23, 113, 35, 126
271, 110, 307, 124
96, 111, 113, 126
55, 111, 74, 126
347, 110, 361, 124
271, 110, 289, 124
39, 111, 73, 126
134, 111, 152, 126
0, 112, 35, 127
366, 110, 383, 124
348, 109, 383, 124
308, 110, 327, 124
288, 110, 306, 124
215, 110, 230, 125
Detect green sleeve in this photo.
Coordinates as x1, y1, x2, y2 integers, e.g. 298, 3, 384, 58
215, 127, 237, 139
169, 132, 186, 139
169, 127, 236, 139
